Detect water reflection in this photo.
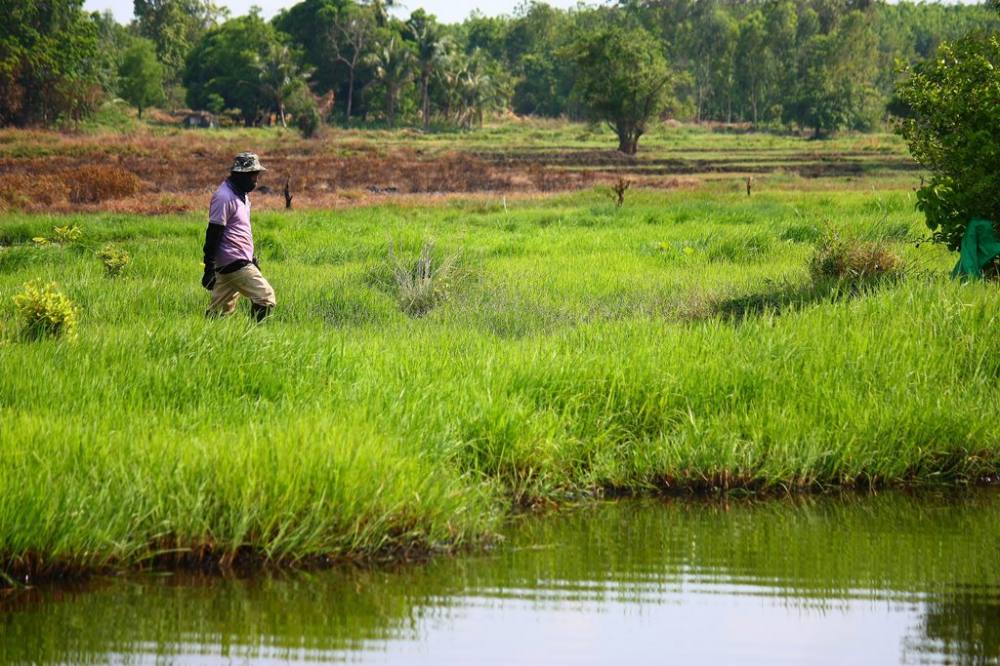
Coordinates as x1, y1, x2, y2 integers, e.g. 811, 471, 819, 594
2, 492, 998, 665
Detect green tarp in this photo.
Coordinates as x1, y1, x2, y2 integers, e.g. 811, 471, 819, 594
952, 218, 1000, 280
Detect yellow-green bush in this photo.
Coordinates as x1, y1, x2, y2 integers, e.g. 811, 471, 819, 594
12, 280, 78, 339
96, 244, 131, 277
51, 224, 83, 244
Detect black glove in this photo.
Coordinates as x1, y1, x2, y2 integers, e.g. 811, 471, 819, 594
202, 264, 216, 290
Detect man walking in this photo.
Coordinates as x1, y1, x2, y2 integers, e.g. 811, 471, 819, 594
202, 152, 276, 322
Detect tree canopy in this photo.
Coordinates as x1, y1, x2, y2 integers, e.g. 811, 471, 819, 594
119, 38, 165, 118
2, 0, 1000, 143
0, 0, 101, 126
896, 31, 1000, 250
183, 13, 301, 125
567, 25, 674, 154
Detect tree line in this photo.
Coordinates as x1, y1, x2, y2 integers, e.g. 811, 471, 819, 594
1, 0, 998, 142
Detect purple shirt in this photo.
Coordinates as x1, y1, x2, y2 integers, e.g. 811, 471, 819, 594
208, 179, 254, 266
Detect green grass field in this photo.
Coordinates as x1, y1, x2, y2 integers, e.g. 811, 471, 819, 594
2, 176, 998, 582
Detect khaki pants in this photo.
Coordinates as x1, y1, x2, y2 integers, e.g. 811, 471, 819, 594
207, 264, 276, 316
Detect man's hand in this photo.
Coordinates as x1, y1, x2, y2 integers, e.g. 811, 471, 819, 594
202, 264, 216, 290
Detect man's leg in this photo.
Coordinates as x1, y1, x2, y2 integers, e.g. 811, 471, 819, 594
206, 274, 241, 317
226, 265, 276, 322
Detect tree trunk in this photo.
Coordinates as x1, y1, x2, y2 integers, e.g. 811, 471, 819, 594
346, 68, 355, 121
616, 126, 639, 155
421, 75, 430, 130
387, 85, 396, 127
279, 102, 286, 128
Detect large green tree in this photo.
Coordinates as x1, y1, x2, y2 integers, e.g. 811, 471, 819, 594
0, 0, 101, 126
134, 0, 226, 84
567, 25, 674, 155
896, 30, 1000, 250
183, 13, 306, 125
119, 37, 165, 118
784, 11, 878, 136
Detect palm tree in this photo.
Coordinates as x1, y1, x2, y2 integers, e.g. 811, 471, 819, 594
366, 36, 415, 127
454, 50, 504, 129
256, 43, 310, 127
431, 40, 466, 124
405, 10, 443, 129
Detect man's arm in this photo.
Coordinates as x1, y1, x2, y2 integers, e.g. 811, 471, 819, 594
201, 223, 223, 290
203, 223, 224, 269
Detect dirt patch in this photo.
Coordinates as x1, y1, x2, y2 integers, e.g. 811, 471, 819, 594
0, 130, 918, 214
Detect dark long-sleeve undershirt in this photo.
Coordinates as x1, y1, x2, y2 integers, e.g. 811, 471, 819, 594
203, 223, 224, 270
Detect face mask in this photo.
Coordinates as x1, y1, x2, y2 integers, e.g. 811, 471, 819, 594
231, 173, 257, 193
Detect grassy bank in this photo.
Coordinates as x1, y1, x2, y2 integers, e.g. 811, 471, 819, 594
1, 186, 997, 583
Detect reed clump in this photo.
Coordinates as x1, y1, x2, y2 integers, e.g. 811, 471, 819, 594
387, 240, 459, 317
808, 231, 904, 290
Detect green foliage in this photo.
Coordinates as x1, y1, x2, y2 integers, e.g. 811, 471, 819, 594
784, 12, 880, 136
96, 243, 131, 277
0, 0, 102, 126
365, 35, 415, 127
118, 38, 165, 118
90, 10, 133, 97
51, 224, 83, 243
184, 13, 305, 124
567, 25, 674, 155
134, 0, 227, 85
896, 31, 1000, 251
273, 0, 352, 99
405, 9, 444, 128
12, 280, 78, 339
285, 82, 322, 137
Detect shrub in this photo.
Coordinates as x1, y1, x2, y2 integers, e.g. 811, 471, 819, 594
67, 166, 142, 204
808, 233, 904, 290
12, 281, 79, 339
51, 224, 83, 243
388, 241, 458, 317
96, 244, 131, 277
895, 31, 1000, 250
0, 173, 69, 209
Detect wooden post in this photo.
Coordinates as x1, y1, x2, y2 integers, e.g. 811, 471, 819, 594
284, 176, 293, 210
746, 176, 753, 197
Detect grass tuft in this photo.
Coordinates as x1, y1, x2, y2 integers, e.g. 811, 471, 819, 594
388, 240, 459, 317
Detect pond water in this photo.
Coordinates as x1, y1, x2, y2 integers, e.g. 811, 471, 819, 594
2, 492, 999, 665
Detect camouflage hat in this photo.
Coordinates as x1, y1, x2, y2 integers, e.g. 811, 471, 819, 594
231, 152, 267, 173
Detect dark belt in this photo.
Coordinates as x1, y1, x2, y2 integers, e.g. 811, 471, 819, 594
217, 257, 258, 274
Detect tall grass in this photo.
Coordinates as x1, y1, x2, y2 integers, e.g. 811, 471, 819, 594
0, 187, 995, 582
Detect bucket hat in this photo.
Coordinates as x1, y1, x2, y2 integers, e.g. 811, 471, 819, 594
231, 152, 267, 172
